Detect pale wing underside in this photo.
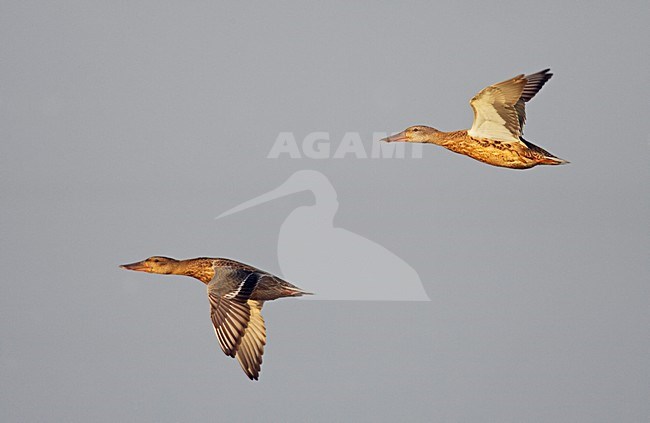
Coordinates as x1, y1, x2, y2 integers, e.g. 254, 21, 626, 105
468, 69, 552, 142
208, 277, 267, 380
234, 300, 266, 380
469, 84, 524, 142
209, 293, 251, 357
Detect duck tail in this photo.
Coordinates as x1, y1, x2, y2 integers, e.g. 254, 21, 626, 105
520, 137, 569, 166
285, 287, 313, 297
540, 156, 570, 166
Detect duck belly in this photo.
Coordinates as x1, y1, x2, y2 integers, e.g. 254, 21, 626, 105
445, 139, 537, 169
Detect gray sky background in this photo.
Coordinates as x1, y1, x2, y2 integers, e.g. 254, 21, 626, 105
1, 1, 648, 422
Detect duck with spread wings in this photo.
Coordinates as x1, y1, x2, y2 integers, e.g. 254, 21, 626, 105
382, 69, 568, 169
120, 256, 311, 380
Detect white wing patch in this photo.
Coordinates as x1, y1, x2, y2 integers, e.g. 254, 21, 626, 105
468, 70, 552, 143
468, 87, 522, 142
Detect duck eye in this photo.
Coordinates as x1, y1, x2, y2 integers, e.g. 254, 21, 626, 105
412, 128, 419, 132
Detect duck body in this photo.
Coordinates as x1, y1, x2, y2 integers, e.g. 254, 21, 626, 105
421, 129, 565, 169
207, 257, 309, 300
120, 256, 310, 380
382, 69, 568, 169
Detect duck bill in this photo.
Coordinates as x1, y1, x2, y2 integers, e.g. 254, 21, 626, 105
380, 131, 408, 143
120, 260, 151, 272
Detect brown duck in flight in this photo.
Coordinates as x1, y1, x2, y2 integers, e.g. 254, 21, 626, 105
120, 256, 310, 380
382, 69, 568, 169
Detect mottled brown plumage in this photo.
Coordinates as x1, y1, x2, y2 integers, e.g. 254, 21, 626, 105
382, 69, 568, 169
120, 256, 310, 380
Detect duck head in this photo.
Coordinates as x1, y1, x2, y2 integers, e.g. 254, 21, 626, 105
120, 256, 180, 274
381, 125, 439, 143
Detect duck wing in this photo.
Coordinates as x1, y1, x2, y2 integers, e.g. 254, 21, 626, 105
207, 269, 266, 380
234, 300, 265, 380
468, 69, 552, 142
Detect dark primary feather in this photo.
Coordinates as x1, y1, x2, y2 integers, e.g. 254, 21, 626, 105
520, 69, 553, 102
515, 69, 553, 133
